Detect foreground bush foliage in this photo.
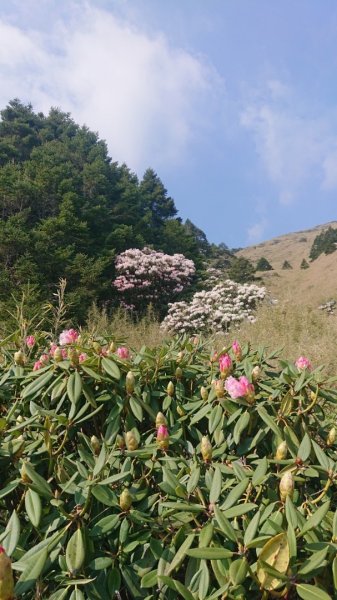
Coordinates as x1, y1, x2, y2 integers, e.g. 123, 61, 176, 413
1, 333, 337, 599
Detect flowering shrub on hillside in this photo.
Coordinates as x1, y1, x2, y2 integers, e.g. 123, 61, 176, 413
1, 331, 337, 598
162, 279, 266, 334
113, 247, 195, 315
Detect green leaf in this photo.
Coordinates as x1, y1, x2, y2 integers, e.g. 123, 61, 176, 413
257, 405, 282, 437
297, 432, 311, 461
1, 510, 20, 556
312, 440, 331, 471
229, 557, 249, 585
209, 466, 222, 504
187, 466, 200, 494
24, 462, 53, 498
69, 588, 85, 600
93, 444, 106, 477
15, 548, 48, 595
199, 522, 214, 548
186, 547, 233, 559
101, 357, 121, 380
252, 457, 268, 486
244, 510, 261, 546
297, 546, 328, 576
141, 569, 158, 588
158, 575, 195, 600
223, 503, 257, 519
25, 488, 42, 528
296, 583, 332, 600
21, 370, 54, 399
67, 371, 82, 405
209, 404, 223, 434
129, 396, 143, 422
221, 478, 249, 510
90, 514, 120, 537
66, 528, 85, 574
213, 505, 238, 542
166, 533, 195, 575
233, 411, 250, 444
299, 501, 330, 536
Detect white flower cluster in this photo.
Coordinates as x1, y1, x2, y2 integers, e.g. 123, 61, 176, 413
113, 247, 195, 305
161, 279, 266, 334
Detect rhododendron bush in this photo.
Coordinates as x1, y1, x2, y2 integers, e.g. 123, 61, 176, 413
113, 247, 195, 315
1, 331, 337, 598
162, 279, 266, 334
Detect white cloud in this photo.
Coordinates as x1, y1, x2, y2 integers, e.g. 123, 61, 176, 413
240, 80, 337, 202
247, 217, 268, 243
0, 5, 221, 172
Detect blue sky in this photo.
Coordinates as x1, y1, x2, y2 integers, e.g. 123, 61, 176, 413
1, 0, 337, 247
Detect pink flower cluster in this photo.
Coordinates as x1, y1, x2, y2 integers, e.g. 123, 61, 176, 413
295, 356, 312, 370
225, 375, 254, 400
59, 329, 79, 345
33, 353, 49, 371
113, 247, 195, 306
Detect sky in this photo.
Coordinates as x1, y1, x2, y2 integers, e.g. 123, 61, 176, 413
1, 0, 337, 248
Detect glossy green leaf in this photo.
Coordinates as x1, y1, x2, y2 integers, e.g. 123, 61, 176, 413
66, 528, 85, 574
25, 488, 42, 528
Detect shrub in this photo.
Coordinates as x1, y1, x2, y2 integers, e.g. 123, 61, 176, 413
309, 227, 337, 260
256, 257, 273, 271
301, 258, 310, 269
112, 247, 195, 317
161, 279, 266, 334
282, 260, 292, 270
1, 332, 337, 598
227, 256, 256, 283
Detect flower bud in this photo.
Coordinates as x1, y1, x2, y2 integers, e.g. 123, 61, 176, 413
175, 367, 183, 380
16, 415, 24, 425
126, 371, 135, 394
279, 471, 294, 502
0, 546, 14, 600
20, 462, 30, 483
92, 341, 101, 354
14, 350, 25, 366
109, 340, 116, 353
232, 340, 242, 361
214, 379, 224, 398
53, 347, 63, 362
167, 381, 175, 397
155, 412, 167, 428
115, 434, 125, 450
68, 348, 79, 367
176, 351, 184, 363
125, 431, 138, 451
200, 386, 208, 401
252, 366, 261, 381
90, 435, 100, 455
201, 436, 212, 462
327, 427, 336, 446
275, 440, 288, 461
119, 489, 132, 511
157, 425, 169, 450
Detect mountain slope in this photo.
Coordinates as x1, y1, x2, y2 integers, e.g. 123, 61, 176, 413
238, 221, 337, 306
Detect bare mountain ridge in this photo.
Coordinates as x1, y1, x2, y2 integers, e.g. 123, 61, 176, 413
238, 221, 337, 307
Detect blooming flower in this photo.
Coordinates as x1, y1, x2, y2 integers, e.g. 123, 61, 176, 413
79, 353, 88, 363
25, 335, 35, 348
117, 346, 130, 359
33, 360, 43, 371
295, 356, 312, 370
225, 375, 254, 399
59, 329, 79, 345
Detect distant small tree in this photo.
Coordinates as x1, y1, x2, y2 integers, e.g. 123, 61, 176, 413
282, 260, 292, 270
256, 257, 273, 271
228, 257, 256, 283
301, 258, 309, 269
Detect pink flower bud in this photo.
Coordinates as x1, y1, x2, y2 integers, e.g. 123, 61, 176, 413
219, 354, 232, 378
295, 356, 312, 370
157, 425, 169, 450
25, 335, 35, 348
79, 353, 87, 363
117, 346, 129, 359
232, 340, 242, 360
33, 360, 43, 371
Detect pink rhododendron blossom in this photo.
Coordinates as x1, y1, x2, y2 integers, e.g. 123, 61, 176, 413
225, 375, 254, 399
219, 354, 232, 372
59, 329, 79, 345
117, 346, 130, 359
33, 360, 43, 371
157, 425, 169, 440
79, 353, 88, 363
49, 343, 58, 356
39, 353, 49, 364
25, 335, 35, 348
295, 356, 312, 370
